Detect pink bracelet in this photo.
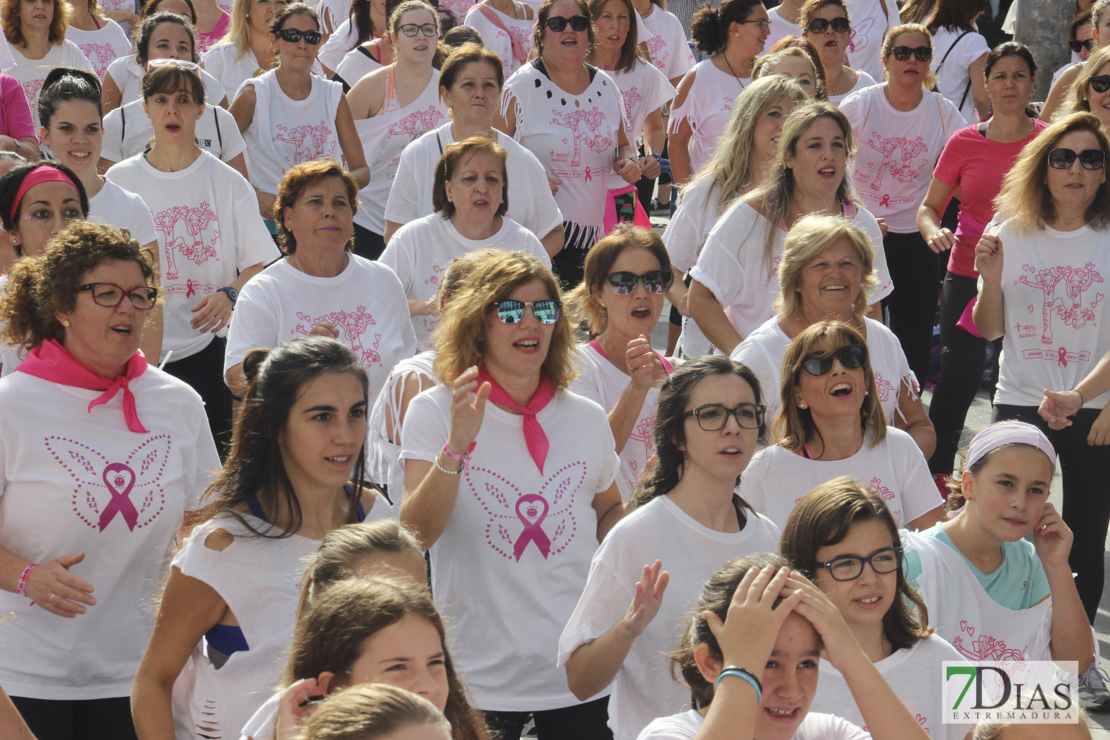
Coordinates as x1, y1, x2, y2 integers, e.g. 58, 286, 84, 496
441, 441, 475, 463
17, 563, 36, 597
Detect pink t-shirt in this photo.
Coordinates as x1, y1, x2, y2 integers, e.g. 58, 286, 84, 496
0, 73, 34, 141
932, 119, 1047, 278
196, 11, 230, 53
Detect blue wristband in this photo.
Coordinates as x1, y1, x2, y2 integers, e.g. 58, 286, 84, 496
715, 667, 762, 704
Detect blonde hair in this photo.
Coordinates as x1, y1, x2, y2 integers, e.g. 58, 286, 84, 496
775, 213, 877, 319
1064, 45, 1110, 117
296, 683, 452, 740
753, 46, 818, 92
215, 0, 258, 57
880, 23, 937, 89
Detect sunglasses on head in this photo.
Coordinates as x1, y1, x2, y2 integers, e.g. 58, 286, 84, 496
398, 22, 438, 37
605, 270, 672, 295
1089, 74, 1110, 94
799, 344, 867, 376
490, 299, 562, 324
274, 27, 322, 44
146, 58, 200, 70
1047, 148, 1106, 170
545, 14, 590, 32
890, 45, 932, 62
1070, 38, 1095, 54
807, 17, 850, 34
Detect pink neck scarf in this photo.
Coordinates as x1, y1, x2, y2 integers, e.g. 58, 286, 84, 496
17, 339, 149, 433
477, 365, 554, 474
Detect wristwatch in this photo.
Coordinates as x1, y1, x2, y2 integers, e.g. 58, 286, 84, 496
217, 286, 239, 304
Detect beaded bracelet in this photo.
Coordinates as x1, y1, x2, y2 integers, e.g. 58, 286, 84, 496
17, 563, 36, 597
716, 666, 762, 704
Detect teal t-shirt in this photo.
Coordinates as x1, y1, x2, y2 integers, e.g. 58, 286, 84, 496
903, 524, 1051, 610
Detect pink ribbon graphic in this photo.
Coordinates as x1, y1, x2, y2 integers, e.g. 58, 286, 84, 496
98, 462, 138, 532
584, 166, 592, 182
1059, 347, 1068, 367
185, 279, 196, 298
879, 194, 891, 208
513, 494, 551, 561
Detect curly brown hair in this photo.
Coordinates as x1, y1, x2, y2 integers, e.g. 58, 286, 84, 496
274, 160, 360, 254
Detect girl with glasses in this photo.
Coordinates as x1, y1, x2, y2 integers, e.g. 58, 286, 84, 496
400, 249, 626, 740
230, 2, 369, 223
737, 320, 945, 530
347, 0, 445, 259
799, 0, 875, 103
559, 355, 779, 740
780, 477, 972, 740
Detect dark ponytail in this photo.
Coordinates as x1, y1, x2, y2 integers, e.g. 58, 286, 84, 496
690, 0, 762, 55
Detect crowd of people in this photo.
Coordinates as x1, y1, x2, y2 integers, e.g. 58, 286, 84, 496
0, 0, 1106, 738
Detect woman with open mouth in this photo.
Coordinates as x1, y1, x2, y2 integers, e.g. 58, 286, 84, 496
1064, 44, 1110, 132
799, 0, 875, 105
230, 2, 369, 223
105, 60, 278, 454
737, 319, 945, 531
733, 213, 933, 456
688, 101, 893, 357
400, 249, 626, 739
380, 136, 550, 350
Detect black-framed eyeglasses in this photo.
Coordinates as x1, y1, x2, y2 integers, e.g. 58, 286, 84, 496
1070, 38, 1095, 54
800, 344, 867, 376
682, 403, 765, 431
489, 299, 561, 324
1047, 148, 1106, 170
815, 547, 903, 581
890, 45, 932, 62
544, 14, 590, 32
736, 18, 771, 31
1089, 74, 1110, 94
398, 22, 438, 37
71, 283, 158, 310
605, 270, 672, 295
807, 17, 850, 34
274, 27, 322, 44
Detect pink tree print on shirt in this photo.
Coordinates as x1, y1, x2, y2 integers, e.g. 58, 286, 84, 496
865, 132, 928, 192
152, 203, 220, 281
645, 35, 668, 70
620, 86, 642, 123
388, 106, 446, 141
276, 120, 335, 166
293, 305, 382, 366
550, 107, 610, 168
1059, 262, 1104, 330
1018, 266, 1067, 343
79, 43, 117, 77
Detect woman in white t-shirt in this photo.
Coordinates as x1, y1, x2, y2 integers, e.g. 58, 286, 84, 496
926, 0, 990, 122
780, 477, 973, 740
201, 0, 285, 97
565, 225, 674, 500
732, 214, 933, 455
560, 356, 779, 740
638, 554, 933, 740
131, 337, 382, 740
464, 0, 534, 77
400, 250, 625, 738
737, 320, 945, 530
800, 0, 877, 105
231, 2, 369, 222
1064, 45, 1110, 131
973, 112, 1110, 628
324, 0, 390, 86
688, 101, 893, 356
381, 137, 549, 350
667, 0, 767, 186
664, 76, 806, 359
65, 0, 132, 78
0, 223, 219, 740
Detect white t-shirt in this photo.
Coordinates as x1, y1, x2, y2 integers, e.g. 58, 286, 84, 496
810, 634, 973, 740
201, 43, 264, 102
668, 60, 746, 178
637, 708, 869, 740
106, 151, 279, 362
639, 7, 694, 82
843, 0, 900, 82
731, 316, 915, 429
0, 368, 219, 700
239, 70, 343, 194
1052, 60, 1083, 88
766, 5, 801, 50
464, 2, 535, 77
689, 201, 893, 342
558, 496, 780, 740
503, 61, 629, 237
401, 385, 619, 710
930, 27, 990, 123
738, 428, 942, 529
332, 45, 381, 91
101, 100, 247, 164
67, 21, 132, 79
385, 121, 563, 240
88, 179, 160, 248
828, 68, 877, 106
241, 691, 280, 740
365, 349, 437, 494
8, 41, 93, 139
839, 84, 966, 233
105, 55, 228, 110
224, 256, 417, 409
318, 18, 359, 72
984, 221, 1110, 410
379, 214, 549, 348
607, 59, 676, 190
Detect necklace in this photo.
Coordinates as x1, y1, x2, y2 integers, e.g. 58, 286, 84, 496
722, 52, 747, 91
293, 251, 349, 276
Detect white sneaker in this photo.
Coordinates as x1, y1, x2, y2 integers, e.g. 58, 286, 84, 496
1079, 661, 1110, 712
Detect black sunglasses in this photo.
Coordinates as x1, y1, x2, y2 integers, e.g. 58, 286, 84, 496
274, 27, 322, 44
890, 45, 932, 62
1047, 148, 1106, 170
1070, 39, 1095, 54
490, 299, 562, 324
807, 17, 850, 34
1089, 74, 1110, 94
605, 270, 672, 295
800, 344, 867, 376
545, 14, 590, 32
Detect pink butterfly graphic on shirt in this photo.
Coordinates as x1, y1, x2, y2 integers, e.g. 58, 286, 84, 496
465, 462, 585, 561
46, 434, 173, 532
847, 17, 875, 55
387, 106, 446, 142
276, 120, 337, 167
645, 35, 669, 71
152, 203, 220, 280
551, 107, 612, 168
79, 43, 118, 78
293, 305, 382, 366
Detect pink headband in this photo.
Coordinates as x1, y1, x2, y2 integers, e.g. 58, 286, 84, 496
966, 421, 1056, 471
11, 165, 78, 223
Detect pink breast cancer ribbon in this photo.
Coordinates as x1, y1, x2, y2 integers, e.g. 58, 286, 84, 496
1059, 347, 1068, 367
513, 494, 551, 561
185, 279, 196, 298
99, 462, 139, 532
879, 194, 891, 208
584, 166, 592, 182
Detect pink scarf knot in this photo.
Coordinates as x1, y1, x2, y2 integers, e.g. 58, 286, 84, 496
476, 365, 554, 474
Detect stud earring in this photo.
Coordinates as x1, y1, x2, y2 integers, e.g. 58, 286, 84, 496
798, 401, 807, 409
62, 320, 70, 327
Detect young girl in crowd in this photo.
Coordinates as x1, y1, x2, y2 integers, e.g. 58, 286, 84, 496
780, 476, 972, 740
296, 683, 453, 740
559, 355, 780, 740
638, 554, 932, 740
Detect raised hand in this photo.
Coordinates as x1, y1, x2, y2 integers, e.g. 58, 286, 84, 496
704, 565, 803, 670
447, 366, 491, 457
784, 573, 860, 668
1033, 502, 1073, 567
275, 677, 325, 740
974, 233, 1004, 286
620, 560, 669, 639
625, 335, 662, 391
